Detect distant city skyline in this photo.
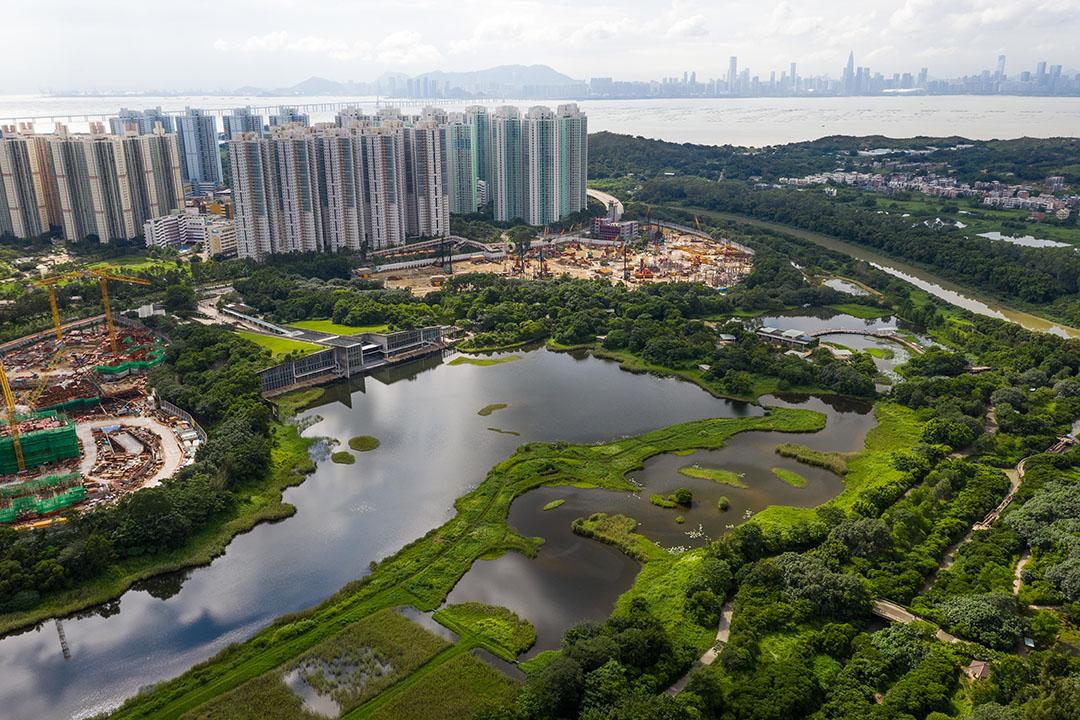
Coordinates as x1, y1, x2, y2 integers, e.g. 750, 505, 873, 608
3, 0, 1078, 92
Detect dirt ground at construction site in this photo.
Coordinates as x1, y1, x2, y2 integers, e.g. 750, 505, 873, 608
378, 231, 752, 297
1, 321, 201, 528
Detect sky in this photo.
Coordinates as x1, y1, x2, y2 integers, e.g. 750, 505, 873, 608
4, 0, 1078, 92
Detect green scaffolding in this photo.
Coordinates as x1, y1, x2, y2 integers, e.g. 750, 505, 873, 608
0, 474, 84, 522
0, 411, 81, 475
92, 342, 166, 375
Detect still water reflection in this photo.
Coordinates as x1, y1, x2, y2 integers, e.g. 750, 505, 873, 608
0, 348, 768, 719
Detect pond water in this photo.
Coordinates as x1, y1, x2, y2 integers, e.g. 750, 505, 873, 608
0, 346, 880, 717
977, 231, 1071, 249
0, 348, 772, 719
822, 278, 869, 296
445, 395, 874, 658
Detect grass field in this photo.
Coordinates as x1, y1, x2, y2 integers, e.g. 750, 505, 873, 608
236, 331, 323, 358
180, 672, 324, 720
771, 467, 807, 487
754, 403, 923, 528
828, 303, 893, 319
331, 452, 355, 464
349, 436, 380, 452
358, 652, 520, 720
89, 255, 187, 273
477, 403, 508, 416
448, 355, 521, 367
288, 320, 390, 335
678, 465, 746, 487
432, 603, 536, 661
111, 408, 824, 720
542, 499, 565, 510
774, 443, 851, 475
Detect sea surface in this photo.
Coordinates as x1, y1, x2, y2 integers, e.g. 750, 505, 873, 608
2, 94, 1079, 146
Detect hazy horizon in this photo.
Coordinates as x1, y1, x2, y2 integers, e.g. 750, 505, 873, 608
4, 0, 1079, 93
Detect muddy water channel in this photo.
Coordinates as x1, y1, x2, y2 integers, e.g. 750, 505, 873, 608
0, 347, 873, 719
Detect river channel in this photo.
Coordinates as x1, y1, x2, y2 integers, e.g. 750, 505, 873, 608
0, 341, 877, 719
689, 208, 1080, 339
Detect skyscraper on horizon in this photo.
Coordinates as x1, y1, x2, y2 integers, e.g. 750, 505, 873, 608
843, 52, 855, 94
727, 56, 738, 92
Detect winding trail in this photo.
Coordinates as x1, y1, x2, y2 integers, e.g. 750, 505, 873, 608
664, 598, 734, 695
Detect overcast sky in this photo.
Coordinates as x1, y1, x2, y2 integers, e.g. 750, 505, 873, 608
5, 0, 1078, 92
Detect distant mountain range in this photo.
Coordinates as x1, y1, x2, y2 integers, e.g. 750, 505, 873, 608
235, 64, 584, 98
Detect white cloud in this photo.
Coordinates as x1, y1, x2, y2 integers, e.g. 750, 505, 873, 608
666, 14, 708, 39
375, 31, 443, 66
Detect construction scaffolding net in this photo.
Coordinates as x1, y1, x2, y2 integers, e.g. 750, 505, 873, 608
93, 342, 166, 375
0, 474, 84, 522
0, 411, 81, 475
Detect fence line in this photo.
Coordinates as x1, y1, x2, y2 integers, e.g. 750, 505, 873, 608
156, 398, 208, 443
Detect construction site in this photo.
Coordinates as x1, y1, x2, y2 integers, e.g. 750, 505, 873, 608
0, 270, 198, 528
378, 220, 754, 295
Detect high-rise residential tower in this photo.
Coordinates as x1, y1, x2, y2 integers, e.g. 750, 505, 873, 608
222, 108, 265, 141
49, 125, 137, 242
110, 107, 175, 136
490, 106, 524, 223
121, 127, 186, 229
0, 131, 49, 238
270, 108, 311, 128
175, 108, 222, 185
443, 115, 478, 215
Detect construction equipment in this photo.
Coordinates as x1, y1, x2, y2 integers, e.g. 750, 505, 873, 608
33, 269, 151, 354
694, 216, 702, 232
0, 359, 25, 472
23, 344, 65, 410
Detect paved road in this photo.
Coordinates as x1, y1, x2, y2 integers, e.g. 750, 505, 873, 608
587, 188, 624, 218
77, 416, 183, 488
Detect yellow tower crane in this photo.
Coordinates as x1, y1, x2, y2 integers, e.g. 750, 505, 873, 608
0, 359, 25, 472
32, 269, 151, 354
21, 344, 66, 410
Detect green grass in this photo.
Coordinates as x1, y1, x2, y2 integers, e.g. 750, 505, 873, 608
349, 436, 380, 452
678, 465, 746, 487
718, 496, 730, 511
755, 403, 924, 528
358, 652, 520, 720
110, 408, 823, 720
477, 403, 508, 417
518, 650, 560, 677
185, 609, 451, 719
541, 499, 565, 511
651, 494, 678, 509
89, 255, 187, 273
332, 451, 356, 464
771, 467, 806, 487
572, 513, 665, 563
287, 608, 450, 713
179, 672, 324, 720
236, 331, 323, 358
274, 387, 325, 421
0, 423, 315, 637
827, 303, 893, 319
448, 356, 521, 367
774, 443, 851, 475
288, 320, 389, 335
865, 347, 896, 359
432, 603, 536, 661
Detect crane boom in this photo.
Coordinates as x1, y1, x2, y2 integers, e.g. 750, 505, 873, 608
0, 360, 25, 472
32, 267, 151, 351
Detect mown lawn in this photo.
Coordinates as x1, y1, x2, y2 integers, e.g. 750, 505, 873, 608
236, 331, 323, 357
288, 320, 389, 335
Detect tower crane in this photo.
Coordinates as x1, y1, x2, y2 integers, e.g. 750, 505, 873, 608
32, 269, 151, 354
0, 359, 25, 473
